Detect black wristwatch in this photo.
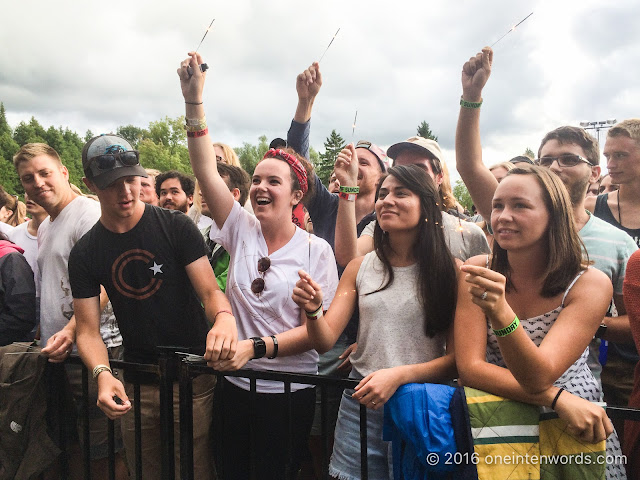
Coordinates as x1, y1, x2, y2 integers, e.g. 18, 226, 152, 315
250, 337, 267, 359
595, 323, 607, 339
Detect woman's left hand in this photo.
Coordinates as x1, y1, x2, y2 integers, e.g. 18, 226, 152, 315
460, 264, 509, 320
209, 339, 253, 371
352, 368, 402, 411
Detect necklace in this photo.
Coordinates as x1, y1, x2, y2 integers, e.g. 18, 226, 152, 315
617, 190, 622, 226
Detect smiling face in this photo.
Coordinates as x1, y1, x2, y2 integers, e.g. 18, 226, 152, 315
250, 158, 302, 224
604, 135, 640, 186
17, 154, 71, 214
375, 174, 422, 233
491, 174, 550, 252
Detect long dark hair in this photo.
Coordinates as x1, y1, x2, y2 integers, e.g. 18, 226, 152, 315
371, 165, 457, 337
491, 165, 588, 297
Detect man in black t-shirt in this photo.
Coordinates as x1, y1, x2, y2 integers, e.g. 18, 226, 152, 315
69, 134, 237, 479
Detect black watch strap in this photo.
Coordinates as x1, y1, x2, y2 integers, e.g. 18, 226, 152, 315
251, 337, 267, 359
595, 323, 607, 339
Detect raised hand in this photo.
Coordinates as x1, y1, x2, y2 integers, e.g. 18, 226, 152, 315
177, 51, 206, 103
460, 263, 509, 323
296, 62, 322, 103
461, 47, 493, 101
292, 270, 324, 313
334, 144, 358, 187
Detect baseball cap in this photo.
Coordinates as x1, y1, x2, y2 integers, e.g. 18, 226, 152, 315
387, 136, 443, 172
355, 140, 389, 172
82, 134, 148, 189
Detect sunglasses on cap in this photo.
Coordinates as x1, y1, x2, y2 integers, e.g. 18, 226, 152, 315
89, 151, 140, 171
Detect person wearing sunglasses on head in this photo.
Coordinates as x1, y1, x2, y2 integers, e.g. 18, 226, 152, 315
12, 142, 127, 478
178, 52, 339, 480
68, 134, 236, 479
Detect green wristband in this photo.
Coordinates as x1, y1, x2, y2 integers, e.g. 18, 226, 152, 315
493, 315, 519, 337
460, 96, 483, 109
339, 185, 360, 194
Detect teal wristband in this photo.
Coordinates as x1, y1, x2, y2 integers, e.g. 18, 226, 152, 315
460, 96, 483, 109
493, 315, 519, 337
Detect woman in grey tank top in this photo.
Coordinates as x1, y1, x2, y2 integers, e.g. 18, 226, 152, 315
293, 163, 459, 479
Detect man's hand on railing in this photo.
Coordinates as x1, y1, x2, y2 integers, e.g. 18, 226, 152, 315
205, 312, 238, 363
97, 373, 132, 420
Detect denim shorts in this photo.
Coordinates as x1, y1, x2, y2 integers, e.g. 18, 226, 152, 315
329, 373, 393, 480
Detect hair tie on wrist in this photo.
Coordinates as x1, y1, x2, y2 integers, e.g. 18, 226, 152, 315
551, 387, 565, 410
185, 101, 203, 105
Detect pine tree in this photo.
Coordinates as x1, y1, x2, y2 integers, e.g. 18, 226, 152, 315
317, 129, 345, 185
0, 103, 11, 136
416, 121, 438, 141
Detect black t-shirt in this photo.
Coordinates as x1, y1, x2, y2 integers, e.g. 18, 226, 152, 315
69, 204, 210, 369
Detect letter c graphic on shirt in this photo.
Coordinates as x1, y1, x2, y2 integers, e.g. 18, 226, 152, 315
111, 249, 163, 300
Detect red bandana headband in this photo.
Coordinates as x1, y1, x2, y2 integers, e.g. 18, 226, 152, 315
262, 148, 308, 194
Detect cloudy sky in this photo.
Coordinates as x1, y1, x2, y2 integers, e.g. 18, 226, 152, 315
1, 0, 638, 177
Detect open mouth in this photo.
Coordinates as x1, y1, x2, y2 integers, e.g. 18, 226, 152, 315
256, 196, 272, 206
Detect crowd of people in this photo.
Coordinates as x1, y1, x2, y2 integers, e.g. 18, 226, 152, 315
1, 45, 639, 480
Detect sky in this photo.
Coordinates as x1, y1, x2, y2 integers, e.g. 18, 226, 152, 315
1, 0, 638, 179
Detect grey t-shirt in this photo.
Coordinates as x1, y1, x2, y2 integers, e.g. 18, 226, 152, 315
350, 252, 446, 376
361, 211, 490, 261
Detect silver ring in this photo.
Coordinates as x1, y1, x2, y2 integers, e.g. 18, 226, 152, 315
481, 291, 488, 300
371, 401, 376, 405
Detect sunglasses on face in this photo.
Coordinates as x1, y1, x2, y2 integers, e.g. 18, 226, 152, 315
535, 154, 591, 168
89, 151, 140, 171
251, 257, 271, 295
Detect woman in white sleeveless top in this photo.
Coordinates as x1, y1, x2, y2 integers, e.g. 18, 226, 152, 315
455, 165, 626, 480
294, 159, 459, 479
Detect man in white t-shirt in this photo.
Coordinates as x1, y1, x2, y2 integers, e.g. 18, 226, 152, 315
13, 142, 127, 479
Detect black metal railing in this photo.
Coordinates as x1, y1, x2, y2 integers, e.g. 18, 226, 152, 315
51, 350, 640, 480
54, 350, 364, 480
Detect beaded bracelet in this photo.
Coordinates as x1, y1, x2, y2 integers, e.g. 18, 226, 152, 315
460, 96, 483, 109
492, 315, 520, 337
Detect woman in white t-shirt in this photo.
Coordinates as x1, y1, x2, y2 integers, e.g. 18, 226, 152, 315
293, 159, 459, 479
179, 52, 338, 480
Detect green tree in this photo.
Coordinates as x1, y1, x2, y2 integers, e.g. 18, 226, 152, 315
317, 129, 345, 185
0, 103, 11, 136
235, 135, 269, 176
84, 129, 94, 143
453, 179, 473, 213
134, 116, 191, 173
524, 147, 535, 159
116, 125, 148, 148
417, 121, 438, 141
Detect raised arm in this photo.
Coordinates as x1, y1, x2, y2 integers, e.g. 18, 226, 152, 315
333, 144, 360, 267
287, 62, 322, 159
178, 52, 235, 229
292, 257, 362, 353
455, 47, 498, 221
